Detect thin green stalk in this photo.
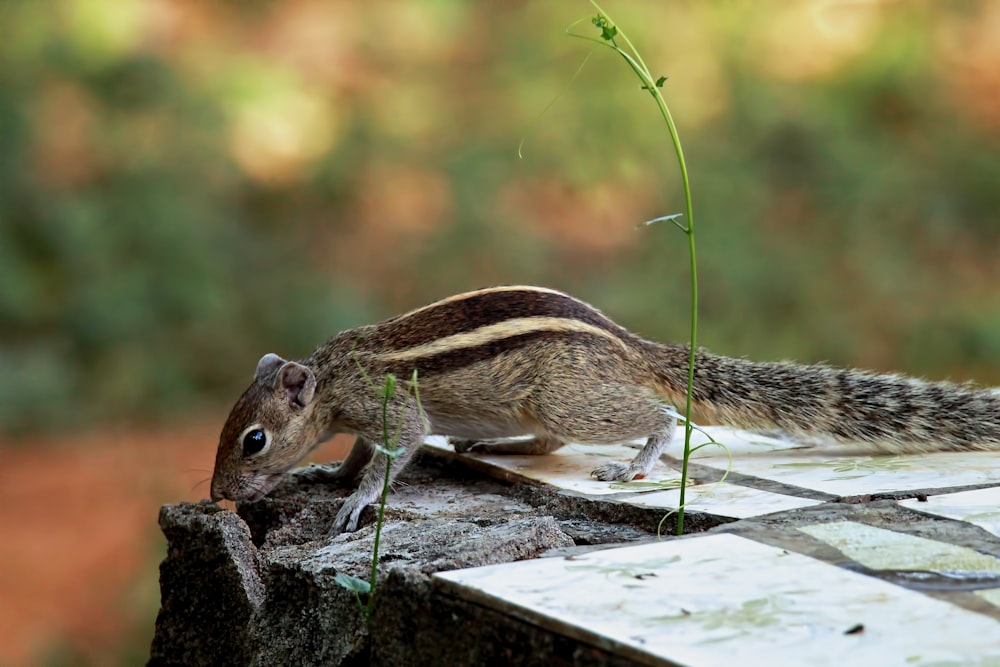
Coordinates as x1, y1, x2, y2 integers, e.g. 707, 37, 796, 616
572, 4, 699, 534
365, 454, 393, 618
333, 367, 407, 625
365, 370, 422, 621
366, 380, 395, 620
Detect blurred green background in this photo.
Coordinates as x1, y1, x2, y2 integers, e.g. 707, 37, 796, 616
0, 0, 998, 663
2, 0, 999, 434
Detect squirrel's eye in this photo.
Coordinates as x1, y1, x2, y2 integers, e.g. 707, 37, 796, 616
242, 428, 269, 457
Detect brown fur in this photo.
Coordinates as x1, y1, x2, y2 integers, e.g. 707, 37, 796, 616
210, 286, 1000, 535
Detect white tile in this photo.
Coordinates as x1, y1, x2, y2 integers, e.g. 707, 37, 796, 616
423, 436, 682, 496
436, 534, 1000, 667
899, 487, 1000, 539
426, 428, 1000, 500
680, 425, 809, 456
687, 427, 1000, 496
799, 521, 1000, 573
624, 482, 821, 519
977, 588, 1000, 608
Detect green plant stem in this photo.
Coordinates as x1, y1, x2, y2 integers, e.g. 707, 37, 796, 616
575, 3, 698, 535
366, 381, 397, 621
639, 55, 698, 538
364, 370, 422, 622
366, 442, 393, 620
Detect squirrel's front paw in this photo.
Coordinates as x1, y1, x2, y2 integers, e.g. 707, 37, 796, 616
591, 462, 645, 482
330, 498, 366, 536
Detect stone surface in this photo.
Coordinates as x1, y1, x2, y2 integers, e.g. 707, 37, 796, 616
149, 503, 264, 667
150, 428, 1000, 666
149, 455, 596, 666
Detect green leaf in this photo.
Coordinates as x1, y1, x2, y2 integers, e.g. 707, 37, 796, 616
641, 77, 669, 93
382, 373, 397, 399
334, 572, 371, 594
591, 15, 617, 41
374, 443, 405, 459
640, 213, 684, 228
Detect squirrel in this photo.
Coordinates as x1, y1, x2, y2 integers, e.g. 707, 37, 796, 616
210, 285, 1000, 535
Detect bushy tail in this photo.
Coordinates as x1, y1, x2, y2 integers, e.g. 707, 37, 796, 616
646, 342, 1000, 453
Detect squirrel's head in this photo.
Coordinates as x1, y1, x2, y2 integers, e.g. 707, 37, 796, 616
210, 353, 323, 503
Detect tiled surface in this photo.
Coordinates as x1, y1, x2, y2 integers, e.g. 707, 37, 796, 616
623, 481, 821, 519
424, 434, 819, 518
423, 436, 683, 496
799, 521, 1000, 574
978, 589, 1000, 607
425, 427, 1000, 664
436, 534, 1000, 667
685, 427, 1000, 496
693, 450, 1000, 497
425, 427, 1000, 518
429, 427, 1000, 503
899, 487, 1000, 538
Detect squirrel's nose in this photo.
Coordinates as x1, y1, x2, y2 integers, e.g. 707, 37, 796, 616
209, 477, 227, 503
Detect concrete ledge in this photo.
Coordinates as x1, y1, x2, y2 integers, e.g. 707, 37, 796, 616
149, 453, 670, 666
149, 441, 1000, 666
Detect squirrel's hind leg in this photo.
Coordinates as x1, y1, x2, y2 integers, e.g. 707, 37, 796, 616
590, 425, 675, 482
527, 380, 679, 482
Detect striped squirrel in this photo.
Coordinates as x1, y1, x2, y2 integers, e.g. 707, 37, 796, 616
210, 285, 1000, 535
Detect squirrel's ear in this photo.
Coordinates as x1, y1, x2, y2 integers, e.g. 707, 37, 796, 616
255, 353, 287, 381
277, 361, 316, 408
